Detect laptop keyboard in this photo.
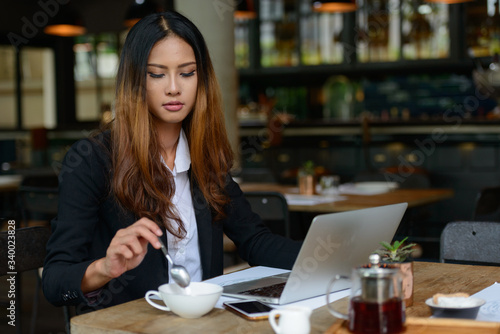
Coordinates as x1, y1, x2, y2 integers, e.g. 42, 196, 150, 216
239, 282, 286, 298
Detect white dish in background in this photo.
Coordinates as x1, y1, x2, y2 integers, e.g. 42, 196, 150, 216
339, 181, 399, 195
354, 182, 399, 192
284, 194, 346, 206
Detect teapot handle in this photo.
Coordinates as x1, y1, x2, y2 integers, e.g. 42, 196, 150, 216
326, 275, 350, 320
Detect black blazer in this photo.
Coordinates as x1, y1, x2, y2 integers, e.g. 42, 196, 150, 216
42, 133, 301, 312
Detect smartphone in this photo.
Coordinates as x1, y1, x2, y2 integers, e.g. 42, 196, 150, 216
223, 300, 275, 320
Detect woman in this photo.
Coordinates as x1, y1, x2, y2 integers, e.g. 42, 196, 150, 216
42, 11, 301, 312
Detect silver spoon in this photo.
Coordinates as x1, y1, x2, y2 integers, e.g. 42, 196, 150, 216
157, 237, 191, 288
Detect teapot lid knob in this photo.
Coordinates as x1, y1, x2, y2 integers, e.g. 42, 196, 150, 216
369, 253, 380, 266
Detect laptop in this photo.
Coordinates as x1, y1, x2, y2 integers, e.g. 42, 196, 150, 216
222, 202, 408, 304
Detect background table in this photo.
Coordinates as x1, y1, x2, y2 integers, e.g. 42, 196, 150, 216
0, 175, 22, 192
239, 182, 454, 213
71, 262, 500, 334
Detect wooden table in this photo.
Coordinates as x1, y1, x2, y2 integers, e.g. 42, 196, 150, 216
239, 182, 454, 213
71, 262, 500, 334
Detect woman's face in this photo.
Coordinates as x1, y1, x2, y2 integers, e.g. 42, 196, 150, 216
146, 35, 198, 126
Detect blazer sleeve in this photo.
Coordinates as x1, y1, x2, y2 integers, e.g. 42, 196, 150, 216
222, 177, 302, 269
42, 136, 111, 307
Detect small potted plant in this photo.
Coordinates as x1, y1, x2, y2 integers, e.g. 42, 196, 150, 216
375, 237, 416, 307
298, 160, 316, 195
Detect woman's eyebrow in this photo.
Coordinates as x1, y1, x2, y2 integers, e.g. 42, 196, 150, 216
147, 62, 197, 69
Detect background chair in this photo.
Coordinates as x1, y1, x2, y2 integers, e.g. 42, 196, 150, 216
0, 226, 51, 334
223, 191, 291, 270
440, 221, 500, 265
17, 174, 59, 228
473, 186, 500, 222
243, 191, 290, 238
14, 174, 72, 333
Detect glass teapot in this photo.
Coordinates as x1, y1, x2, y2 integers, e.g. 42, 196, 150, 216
326, 254, 405, 334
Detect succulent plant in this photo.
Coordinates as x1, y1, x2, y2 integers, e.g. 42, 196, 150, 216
300, 160, 315, 176
376, 237, 416, 263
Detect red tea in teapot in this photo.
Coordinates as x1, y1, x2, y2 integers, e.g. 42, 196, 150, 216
327, 254, 406, 334
349, 297, 404, 334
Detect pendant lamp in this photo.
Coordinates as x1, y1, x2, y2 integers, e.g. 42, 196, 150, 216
124, 0, 158, 28
43, 2, 86, 37
235, 0, 257, 19
312, 0, 357, 13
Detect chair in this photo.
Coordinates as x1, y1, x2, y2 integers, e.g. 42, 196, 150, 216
440, 221, 500, 265
243, 191, 290, 238
15, 174, 72, 333
473, 186, 500, 222
223, 191, 291, 269
0, 226, 51, 334
18, 174, 59, 227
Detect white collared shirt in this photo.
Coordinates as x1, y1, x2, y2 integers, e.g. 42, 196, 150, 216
162, 129, 202, 283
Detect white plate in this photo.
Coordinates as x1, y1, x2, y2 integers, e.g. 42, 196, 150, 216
425, 297, 486, 319
425, 297, 486, 309
354, 182, 399, 190
350, 182, 399, 194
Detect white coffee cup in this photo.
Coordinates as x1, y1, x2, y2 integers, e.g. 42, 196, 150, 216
269, 306, 312, 334
145, 282, 222, 319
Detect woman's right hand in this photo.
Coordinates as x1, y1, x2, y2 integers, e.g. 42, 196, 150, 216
81, 218, 163, 293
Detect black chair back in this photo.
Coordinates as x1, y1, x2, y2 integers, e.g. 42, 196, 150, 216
244, 191, 290, 238
440, 221, 500, 265
473, 186, 500, 222
18, 174, 59, 226
0, 226, 51, 276
0, 226, 52, 334
12, 174, 65, 333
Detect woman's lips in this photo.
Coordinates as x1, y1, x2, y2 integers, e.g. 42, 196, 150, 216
163, 102, 183, 112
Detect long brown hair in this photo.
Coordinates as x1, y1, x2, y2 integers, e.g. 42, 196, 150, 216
110, 12, 233, 237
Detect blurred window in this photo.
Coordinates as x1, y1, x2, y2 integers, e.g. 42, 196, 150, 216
74, 33, 121, 123
260, 0, 299, 67
356, 0, 450, 62
300, 0, 345, 65
401, 0, 449, 60
21, 47, 56, 129
466, 0, 500, 58
0, 46, 16, 129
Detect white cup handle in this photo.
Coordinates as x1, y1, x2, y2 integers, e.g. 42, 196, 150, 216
269, 309, 282, 333
145, 290, 171, 311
